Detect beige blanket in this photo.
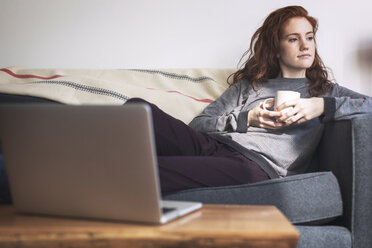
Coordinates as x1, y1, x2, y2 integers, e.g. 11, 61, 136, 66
0, 67, 233, 123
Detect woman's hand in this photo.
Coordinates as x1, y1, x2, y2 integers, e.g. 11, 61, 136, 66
276, 97, 324, 125
248, 101, 284, 129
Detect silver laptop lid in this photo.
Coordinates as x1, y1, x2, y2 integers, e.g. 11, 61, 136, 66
0, 104, 164, 223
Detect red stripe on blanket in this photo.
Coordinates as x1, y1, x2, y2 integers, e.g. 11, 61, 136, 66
146, 88, 213, 103
0, 68, 63, 80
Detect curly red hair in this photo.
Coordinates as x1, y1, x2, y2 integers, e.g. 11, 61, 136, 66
228, 6, 333, 96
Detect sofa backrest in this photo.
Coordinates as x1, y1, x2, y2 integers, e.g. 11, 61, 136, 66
0, 68, 234, 124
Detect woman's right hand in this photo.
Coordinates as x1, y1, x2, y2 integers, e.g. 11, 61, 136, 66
248, 101, 284, 129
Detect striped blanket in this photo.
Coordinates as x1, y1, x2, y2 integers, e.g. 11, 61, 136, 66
0, 67, 233, 124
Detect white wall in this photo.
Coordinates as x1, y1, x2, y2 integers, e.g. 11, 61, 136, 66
1, 0, 372, 95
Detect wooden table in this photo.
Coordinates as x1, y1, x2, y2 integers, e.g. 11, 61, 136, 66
0, 204, 299, 248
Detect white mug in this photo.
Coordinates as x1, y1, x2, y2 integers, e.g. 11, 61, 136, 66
263, 90, 300, 113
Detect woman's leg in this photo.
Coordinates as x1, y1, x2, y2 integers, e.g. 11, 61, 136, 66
158, 152, 270, 195
125, 98, 270, 195
126, 98, 224, 156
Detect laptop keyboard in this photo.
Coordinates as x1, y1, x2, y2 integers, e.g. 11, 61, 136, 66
161, 207, 176, 214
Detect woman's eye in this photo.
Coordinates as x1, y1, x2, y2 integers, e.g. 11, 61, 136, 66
289, 38, 297, 42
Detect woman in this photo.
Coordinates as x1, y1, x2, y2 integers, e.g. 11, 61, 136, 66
128, 5, 372, 195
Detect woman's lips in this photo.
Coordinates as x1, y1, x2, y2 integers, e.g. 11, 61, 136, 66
298, 54, 311, 58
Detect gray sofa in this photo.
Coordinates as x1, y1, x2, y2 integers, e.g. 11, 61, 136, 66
1, 93, 371, 248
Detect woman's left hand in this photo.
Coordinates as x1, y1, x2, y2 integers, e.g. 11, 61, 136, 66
276, 97, 325, 125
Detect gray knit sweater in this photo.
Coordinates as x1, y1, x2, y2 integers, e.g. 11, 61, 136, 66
189, 78, 372, 178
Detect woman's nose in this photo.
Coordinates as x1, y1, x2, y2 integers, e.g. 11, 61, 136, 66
300, 39, 309, 51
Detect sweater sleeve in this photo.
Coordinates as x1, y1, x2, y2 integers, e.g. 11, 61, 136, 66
189, 82, 249, 133
322, 84, 372, 122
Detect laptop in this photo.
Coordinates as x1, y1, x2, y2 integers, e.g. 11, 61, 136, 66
0, 103, 202, 224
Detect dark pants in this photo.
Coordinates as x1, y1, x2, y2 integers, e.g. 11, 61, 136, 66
126, 98, 270, 195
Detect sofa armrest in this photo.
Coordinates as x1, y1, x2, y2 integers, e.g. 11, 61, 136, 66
317, 114, 372, 248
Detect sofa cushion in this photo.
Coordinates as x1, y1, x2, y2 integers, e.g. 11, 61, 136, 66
0, 155, 12, 204
295, 225, 351, 248
164, 171, 343, 225
0, 93, 60, 104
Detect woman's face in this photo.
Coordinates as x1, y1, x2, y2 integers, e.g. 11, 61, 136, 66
277, 17, 316, 78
